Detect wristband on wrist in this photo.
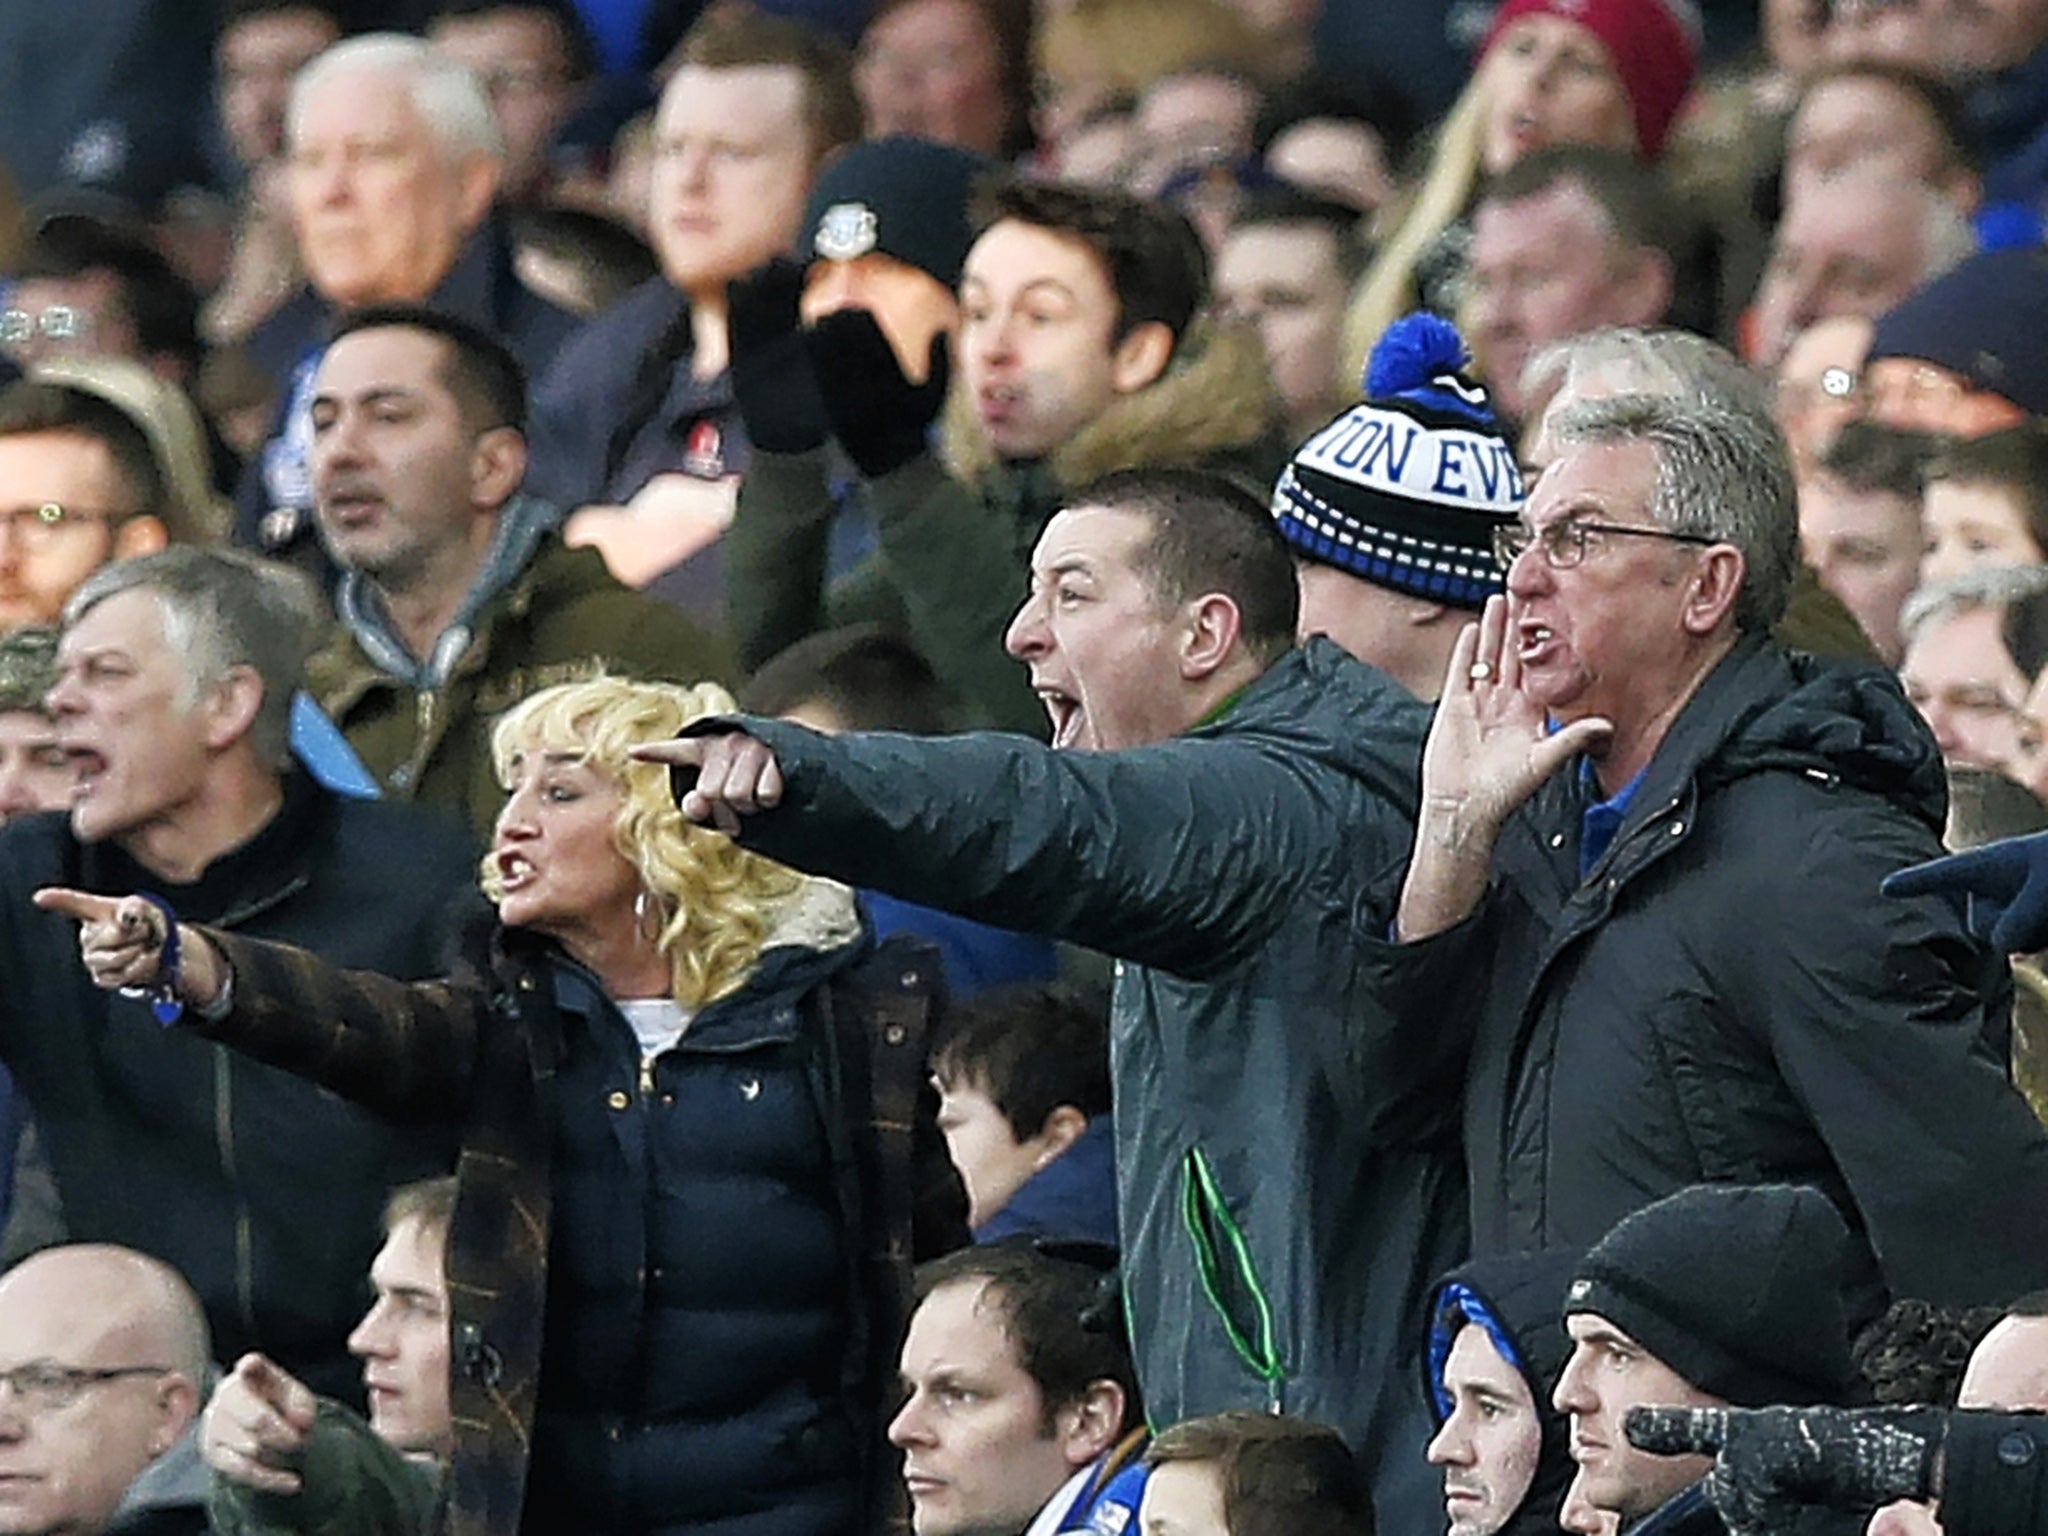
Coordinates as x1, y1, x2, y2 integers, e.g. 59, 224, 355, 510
128, 892, 184, 1026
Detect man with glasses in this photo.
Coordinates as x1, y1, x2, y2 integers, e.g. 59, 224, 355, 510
0, 380, 181, 632
0, 1243, 213, 1536
1373, 389, 2048, 1313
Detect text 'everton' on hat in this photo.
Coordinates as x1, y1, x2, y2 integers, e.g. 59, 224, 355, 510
1272, 312, 1523, 609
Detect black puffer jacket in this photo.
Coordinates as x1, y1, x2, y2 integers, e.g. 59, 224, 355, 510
1366, 638, 2048, 1312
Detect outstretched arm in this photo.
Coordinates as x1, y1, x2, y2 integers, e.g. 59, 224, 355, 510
33, 888, 230, 1009
1884, 831, 2048, 953
639, 711, 1411, 979
35, 886, 482, 1124
1745, 810, 2048, 1306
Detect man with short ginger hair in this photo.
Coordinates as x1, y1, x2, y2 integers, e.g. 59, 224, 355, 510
524, 8, 862, 611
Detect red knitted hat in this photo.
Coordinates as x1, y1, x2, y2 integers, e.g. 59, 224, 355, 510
1481, 0, 1700, 160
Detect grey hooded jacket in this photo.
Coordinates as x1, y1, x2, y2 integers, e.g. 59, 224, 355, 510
701, 637, 1466, 1532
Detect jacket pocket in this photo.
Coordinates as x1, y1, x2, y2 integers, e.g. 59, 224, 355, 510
1179, 1146, 1286, 1409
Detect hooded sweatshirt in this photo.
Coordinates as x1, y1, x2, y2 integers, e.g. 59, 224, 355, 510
1425, 1250, 1582, 1536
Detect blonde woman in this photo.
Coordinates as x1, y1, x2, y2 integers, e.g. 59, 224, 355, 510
42, 675, 963, 1536
1340, 0, 1700, 385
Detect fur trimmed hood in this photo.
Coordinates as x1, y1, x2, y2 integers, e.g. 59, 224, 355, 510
760, 872, 865, 959
939, 317, 1288, 489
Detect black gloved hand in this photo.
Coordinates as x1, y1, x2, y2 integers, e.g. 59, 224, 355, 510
805, 307, 948, 480
726, 257, 829, 455
1882, 831, 2048, 953
1627, 1404, 1946, 1536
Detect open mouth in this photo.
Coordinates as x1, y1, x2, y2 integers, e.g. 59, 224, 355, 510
1036, 687, 1084, 749
320, 485, 386, 525
63, 746, 106, 795
495, 850, 537, 891
977, 384, 1022, 425
1517, 623, 1558, 664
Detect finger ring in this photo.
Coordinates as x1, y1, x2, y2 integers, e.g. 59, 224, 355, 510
1469, 661, 1494, 682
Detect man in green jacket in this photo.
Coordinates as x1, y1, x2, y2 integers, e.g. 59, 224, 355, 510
723, 178, 1290, 735
303, 304, 731, 841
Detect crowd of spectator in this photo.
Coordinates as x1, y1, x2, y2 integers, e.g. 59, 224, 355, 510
5, 0, 2048, 1534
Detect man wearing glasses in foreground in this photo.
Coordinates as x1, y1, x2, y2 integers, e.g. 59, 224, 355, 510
0, 1244, 212, 1536
1367, 389, 2048, 1314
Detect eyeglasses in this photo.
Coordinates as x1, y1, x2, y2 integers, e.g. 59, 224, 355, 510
0, 306, 86, 347
0, 503, 134, 548
0, 1361, 173, 1413
1493, 518, 1717, 572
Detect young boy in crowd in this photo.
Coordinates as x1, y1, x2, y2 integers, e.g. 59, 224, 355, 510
930, 983, 1117, 1248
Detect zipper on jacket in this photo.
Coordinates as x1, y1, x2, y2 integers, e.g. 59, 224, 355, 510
1179, 1146, 1286, 1410
394, 689, 440, 794
213, 1045, 260, 1348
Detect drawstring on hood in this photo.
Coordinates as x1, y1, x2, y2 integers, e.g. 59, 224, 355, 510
336, 493, 558, 691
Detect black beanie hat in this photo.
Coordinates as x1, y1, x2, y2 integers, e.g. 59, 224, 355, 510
1564, 1184, 1861, 1409
800, 135, 991, 291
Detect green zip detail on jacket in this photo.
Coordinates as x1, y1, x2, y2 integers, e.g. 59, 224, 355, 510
1179, 1145, 1285, 1406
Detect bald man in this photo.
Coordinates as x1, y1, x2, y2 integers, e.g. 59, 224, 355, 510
0, 1244, 212, 1536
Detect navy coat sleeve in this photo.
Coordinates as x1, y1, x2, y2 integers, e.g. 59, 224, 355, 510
1941, 1411, 2048, 1536
1734, 802, 2048, 1307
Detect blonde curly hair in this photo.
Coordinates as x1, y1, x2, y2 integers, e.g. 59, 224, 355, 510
483, 675, 803, 1009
